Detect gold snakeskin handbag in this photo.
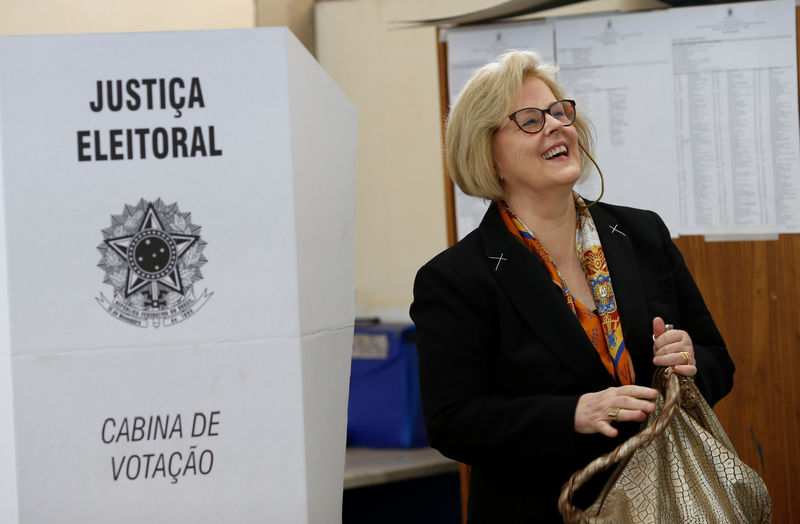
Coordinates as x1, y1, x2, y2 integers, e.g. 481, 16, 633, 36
558, 367, 772, 523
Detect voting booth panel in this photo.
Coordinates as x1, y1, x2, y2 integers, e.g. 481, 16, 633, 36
0, 28, 357, 523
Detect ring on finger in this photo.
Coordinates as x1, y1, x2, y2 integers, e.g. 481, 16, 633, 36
608, 407, 621, 422
679, 351, 692, 365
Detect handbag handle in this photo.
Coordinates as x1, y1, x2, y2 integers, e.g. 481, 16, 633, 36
557, 367, 682, 523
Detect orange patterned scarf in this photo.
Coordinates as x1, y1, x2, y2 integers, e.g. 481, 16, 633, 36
498, 199, 635, 385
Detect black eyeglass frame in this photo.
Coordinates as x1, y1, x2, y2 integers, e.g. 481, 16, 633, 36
505, 99, 577, 134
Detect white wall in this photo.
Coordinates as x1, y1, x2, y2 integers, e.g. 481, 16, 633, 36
316, 0, 498, 321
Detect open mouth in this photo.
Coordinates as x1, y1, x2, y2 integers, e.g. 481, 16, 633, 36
542, 145, 568, 160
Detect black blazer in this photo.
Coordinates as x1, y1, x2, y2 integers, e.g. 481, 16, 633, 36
410, 202, 734, 523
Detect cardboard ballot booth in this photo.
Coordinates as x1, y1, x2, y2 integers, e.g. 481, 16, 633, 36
0, 28, 357, 523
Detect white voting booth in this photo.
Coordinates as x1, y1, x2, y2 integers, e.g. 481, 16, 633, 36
0, 28, 357, 523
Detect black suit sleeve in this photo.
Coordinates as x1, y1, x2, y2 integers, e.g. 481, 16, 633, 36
411, 260, 581, 471
651, 211, 735, 406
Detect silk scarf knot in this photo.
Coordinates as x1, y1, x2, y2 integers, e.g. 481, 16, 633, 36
497, 199, 635, 385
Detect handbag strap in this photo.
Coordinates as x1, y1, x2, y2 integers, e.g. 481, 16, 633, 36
557, 367, 682, 523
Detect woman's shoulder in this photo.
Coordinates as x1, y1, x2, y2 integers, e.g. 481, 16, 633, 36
420, 202, 511, 272
593, 201, 660, 221
591, 201, 670, 238
419, 228, 486, 274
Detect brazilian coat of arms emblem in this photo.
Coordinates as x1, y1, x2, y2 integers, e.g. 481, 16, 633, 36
96, 198, 212, 328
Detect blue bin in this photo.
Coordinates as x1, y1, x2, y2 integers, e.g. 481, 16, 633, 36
347, 323, 428, 448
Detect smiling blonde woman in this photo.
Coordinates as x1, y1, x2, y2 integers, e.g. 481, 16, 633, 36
411, 50, 734, 522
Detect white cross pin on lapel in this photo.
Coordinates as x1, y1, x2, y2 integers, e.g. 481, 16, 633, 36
609, 224, 626, 236
488, 253, 508, 271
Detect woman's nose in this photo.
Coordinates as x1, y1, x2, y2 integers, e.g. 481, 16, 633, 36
542, 112, 563, 134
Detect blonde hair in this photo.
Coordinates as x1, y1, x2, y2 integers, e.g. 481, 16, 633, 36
445, 50, 595, 200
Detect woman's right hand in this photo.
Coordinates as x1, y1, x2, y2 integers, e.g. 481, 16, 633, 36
574, 385, 659, 437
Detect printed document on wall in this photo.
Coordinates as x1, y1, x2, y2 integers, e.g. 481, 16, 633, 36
446, 21, 555, 239
556, 10, 680, 235
671, 0, 800, 235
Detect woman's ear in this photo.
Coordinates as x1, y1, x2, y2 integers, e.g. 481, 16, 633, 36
494, 162, 503, 183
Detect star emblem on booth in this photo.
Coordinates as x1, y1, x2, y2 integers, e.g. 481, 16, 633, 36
104, 203, 199, 298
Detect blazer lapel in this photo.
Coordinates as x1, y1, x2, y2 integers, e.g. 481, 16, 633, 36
588, 204, 653, 375
479, 205, 616, 390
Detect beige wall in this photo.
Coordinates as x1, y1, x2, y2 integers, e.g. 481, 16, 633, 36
316, 0, 496, 321
256, 0, 315, 54
0, 0, 255, 34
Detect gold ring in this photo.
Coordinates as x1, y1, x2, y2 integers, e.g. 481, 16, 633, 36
680, 351, 691, 365
608, 407, 621, 421
664, 324, 674, 331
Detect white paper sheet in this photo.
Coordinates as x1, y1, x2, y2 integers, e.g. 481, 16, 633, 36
670, 0, 800, 234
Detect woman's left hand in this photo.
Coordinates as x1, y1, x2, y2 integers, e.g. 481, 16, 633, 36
652, 316, 697, 377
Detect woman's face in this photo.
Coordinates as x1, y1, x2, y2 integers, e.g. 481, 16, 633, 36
493, 76, 582, 200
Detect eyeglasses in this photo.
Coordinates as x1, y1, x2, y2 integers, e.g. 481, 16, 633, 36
504, 100, 576, 134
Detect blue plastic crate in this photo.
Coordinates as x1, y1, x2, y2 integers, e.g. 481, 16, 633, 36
347, 323, 428, 448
